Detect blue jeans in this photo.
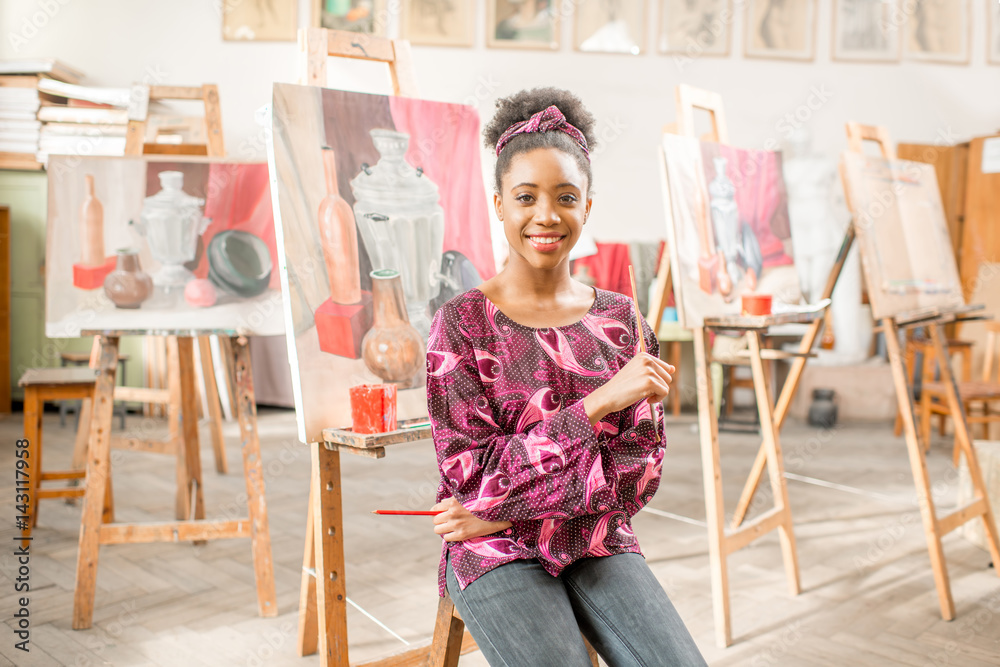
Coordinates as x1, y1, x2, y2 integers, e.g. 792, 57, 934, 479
446, 553, 706, 667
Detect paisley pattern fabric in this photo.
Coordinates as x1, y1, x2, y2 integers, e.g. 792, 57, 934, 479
427, 288, 665, 594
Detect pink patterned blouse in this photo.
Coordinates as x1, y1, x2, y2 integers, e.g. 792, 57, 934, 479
426, 288, 665, 595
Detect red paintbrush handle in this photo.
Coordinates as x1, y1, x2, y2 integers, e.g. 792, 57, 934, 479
371, 510, 442, 516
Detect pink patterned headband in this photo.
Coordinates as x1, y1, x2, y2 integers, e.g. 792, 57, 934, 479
495, 105, 590, 159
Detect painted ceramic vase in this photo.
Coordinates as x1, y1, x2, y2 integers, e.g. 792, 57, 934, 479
351, 129, 444, 339
80, 173, 105, 266
361, 269, 425, 388
318, 146, 362, 305
104, 248, 153, 309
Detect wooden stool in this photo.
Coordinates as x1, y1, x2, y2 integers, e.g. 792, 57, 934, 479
58, 351, 129, 430
18, 367, 114, 545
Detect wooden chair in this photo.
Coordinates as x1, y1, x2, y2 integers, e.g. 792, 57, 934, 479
18, 366, 114, 544
918, 325, 1000, 453
893, 336, 972, 438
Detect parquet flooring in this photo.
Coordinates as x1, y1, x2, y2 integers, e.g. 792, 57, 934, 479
1, 409, 997, 666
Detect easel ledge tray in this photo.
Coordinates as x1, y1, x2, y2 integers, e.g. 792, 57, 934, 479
890, 303, 986, 327
703, 305, 829, 331
322, 418, 432, 453
80, 328, 252, 338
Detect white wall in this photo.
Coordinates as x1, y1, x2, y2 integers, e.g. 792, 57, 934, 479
3, 0, 999, 244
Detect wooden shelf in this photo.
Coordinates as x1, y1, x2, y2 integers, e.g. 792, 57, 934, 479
0, 152, 43, 171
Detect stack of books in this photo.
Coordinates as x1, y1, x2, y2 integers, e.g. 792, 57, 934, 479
35, 78, 131, 164
0, 59, 139, 168
0, 78, 41, 162
0, 59, 84, 169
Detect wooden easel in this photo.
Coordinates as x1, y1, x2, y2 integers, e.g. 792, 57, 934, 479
116, 85, 231, 513
660, 84, 837, 647
292, 28, 484, 667
657, 84, 854, 528
839, 123, 1000, 622
70, 84, 276, 630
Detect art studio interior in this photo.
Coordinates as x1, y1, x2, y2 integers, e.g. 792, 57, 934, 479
2, 0, 1000, 665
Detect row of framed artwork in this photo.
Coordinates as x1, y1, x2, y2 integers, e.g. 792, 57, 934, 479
223, 0, 1000, 65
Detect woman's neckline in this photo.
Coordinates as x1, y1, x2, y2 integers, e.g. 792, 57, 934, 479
473, 286, 600, 331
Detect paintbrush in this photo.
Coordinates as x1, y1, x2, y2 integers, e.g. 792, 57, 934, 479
628, 265, 661, 443
371, 510, 442, 516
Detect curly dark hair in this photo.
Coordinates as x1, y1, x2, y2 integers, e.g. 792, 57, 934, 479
483, 87, 596, 194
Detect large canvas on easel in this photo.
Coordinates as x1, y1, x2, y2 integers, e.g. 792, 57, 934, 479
267, 83, 495, 444
46, 155, 282, 337
660, 133, 799, 327
841, 152, 964, 320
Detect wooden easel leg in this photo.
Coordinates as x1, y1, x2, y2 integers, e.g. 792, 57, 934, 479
427, 593, 465, 667
884, 320, 954, 620
232, 336, 277, 617
298, 477, 318, 656
312, 442, 349, 666
73, 336, 119, 630
747, 332, 801, 596
65, 397, 91, 506
693, 327, 731, 647
732, 313, 825, 528
168, 337, 191, 520
22, 386, 41, 542
71, 398, 91, 470
199, 335, 228, 474
929, 326, 1000, 571
177, 337, 205, 522
731, 228, 855, 528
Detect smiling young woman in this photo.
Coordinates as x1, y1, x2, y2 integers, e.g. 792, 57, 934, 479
425, 88, 705, 666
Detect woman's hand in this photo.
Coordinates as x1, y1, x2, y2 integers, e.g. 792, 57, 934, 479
583, 352, 675, 425
432, 497, 513, 542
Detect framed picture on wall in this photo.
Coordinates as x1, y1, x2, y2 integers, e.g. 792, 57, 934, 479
575, 0, 646, 54
743, 0, 817, 61
223, 0, 297, 41
902, 0, 969, 64
312, 0, 387, 35
989, 1, 1000, 65
487, 0, 560, 50
658, 0, 731, 57
832, 0, 900, 62
401, 0, 475, 47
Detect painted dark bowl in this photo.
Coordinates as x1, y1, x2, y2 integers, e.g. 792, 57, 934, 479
206, 230, 272, 298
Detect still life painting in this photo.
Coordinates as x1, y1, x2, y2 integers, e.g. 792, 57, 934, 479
46, 155, 281, 338
268, 83, 495, 443
660, 133, 799, 327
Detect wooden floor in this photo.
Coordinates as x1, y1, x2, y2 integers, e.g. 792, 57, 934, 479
1, 407, 998, 666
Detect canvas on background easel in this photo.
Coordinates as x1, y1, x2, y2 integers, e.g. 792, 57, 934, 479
64, 83, 276, 630
656, 84, 852, 647
282, 27, 485, 667
839, 122, 1000, 621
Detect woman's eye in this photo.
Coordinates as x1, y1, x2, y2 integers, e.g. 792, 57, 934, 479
559, 195, 578, 204
515, 194, 534, 203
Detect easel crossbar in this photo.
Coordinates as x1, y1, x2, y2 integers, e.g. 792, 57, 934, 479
725, 506, 785, 555
937, 499, 988, 536
99, 519, 252, 544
